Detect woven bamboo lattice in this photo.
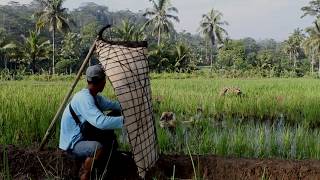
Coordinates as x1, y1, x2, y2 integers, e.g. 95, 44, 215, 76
95, 39, 159, 178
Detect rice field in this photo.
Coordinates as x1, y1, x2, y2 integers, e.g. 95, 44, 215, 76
2, 77, 320, 159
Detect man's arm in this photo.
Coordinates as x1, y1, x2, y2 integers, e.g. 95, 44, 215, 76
75, 98, 123, 130
97, 95, 121, 111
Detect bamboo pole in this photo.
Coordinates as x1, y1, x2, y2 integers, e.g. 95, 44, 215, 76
38, 39, 97, 151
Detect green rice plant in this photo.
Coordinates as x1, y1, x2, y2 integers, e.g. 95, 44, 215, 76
157, 128, 175, 154
157, 117, 320, 160
1, 145, 11, 180
3, 78, 320, 160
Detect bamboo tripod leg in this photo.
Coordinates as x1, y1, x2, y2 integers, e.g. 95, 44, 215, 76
38, 39, 97, 151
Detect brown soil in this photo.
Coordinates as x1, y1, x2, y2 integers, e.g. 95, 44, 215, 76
1, 145, 320, 179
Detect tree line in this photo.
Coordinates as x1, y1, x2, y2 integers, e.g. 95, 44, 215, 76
0, 0, 319, 78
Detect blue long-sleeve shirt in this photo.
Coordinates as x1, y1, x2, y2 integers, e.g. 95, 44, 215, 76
59, 88, 123, 151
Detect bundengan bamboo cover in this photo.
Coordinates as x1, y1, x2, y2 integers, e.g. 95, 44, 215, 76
95, 39, 159, 178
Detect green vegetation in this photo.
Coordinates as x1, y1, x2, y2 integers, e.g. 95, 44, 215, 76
113, 20, 145, 41
143, 0, 179, 45
20, 30, 51, 73
1, 145, 11, 180
200, 8, 228, 69
35, 0, 74, 74
2, 78, 320, 160
2, 0, 320, 167
158, 119, 320, 159
1, 0, 320, 76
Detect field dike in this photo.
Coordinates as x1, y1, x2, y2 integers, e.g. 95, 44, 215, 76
1, 145, 320, 179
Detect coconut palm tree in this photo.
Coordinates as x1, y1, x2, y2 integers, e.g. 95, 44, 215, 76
0, 29, 17, 69
283, 28, 305, 68
21, 30, 51, 73
302, 37, 316, 74
35, 0, 73, 74
114, 20, 145, 41
200, 8, 228, 69
0, 43, 17, 70
302, 30, 317, 74
303, 22, 320, 75
143, 0, 179, 45
282, 41, 296, 68
171, 43, 195, 72
200, 9, 229, 48
301, 0, 320, 19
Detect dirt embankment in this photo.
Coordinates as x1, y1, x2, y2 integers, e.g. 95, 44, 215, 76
1, 145, 320, 179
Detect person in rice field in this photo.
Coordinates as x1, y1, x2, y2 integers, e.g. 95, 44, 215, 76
59, 64, 124, 180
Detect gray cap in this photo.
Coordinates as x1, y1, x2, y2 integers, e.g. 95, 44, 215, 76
86, 64, 106, 82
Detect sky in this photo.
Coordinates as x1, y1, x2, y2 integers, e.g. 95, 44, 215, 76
0, 0, 315, 41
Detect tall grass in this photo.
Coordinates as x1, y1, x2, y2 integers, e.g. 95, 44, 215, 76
1, 78, 320, 159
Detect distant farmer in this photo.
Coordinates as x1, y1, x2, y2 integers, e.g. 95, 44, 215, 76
59, 64, 123, 180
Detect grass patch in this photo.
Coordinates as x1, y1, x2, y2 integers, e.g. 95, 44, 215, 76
1, 78, 320, 160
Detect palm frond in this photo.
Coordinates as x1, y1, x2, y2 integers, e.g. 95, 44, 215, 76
168, 7, 178, 13
2, 43, 16, 49
34, 0, 72, 33
150, 0, 160, 11
158, 0, 168, 11
56, 18, 69, 33
215, 29, 224, 44
166, 14, 179, 22
199, 8, 228, 47
145, 0, 179, 44
143, 8, 156, 17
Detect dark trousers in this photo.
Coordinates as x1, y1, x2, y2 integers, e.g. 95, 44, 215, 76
80, 110, 122, 151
